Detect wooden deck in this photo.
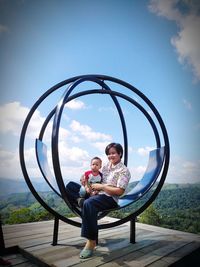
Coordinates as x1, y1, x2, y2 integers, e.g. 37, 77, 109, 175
2, 217, 200, 267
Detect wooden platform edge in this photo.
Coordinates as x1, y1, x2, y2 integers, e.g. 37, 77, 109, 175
19, 247, 51, 267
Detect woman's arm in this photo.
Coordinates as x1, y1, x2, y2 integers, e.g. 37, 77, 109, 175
91, 183, 124, 196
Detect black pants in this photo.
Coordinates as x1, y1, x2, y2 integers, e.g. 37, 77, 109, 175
66, 181, 118, 240
65, 181, 81, 203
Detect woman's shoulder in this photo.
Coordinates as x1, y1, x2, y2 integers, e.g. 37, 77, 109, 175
102, 162, 110, 171
117, 161, 129, 169
117, 162, 131, 175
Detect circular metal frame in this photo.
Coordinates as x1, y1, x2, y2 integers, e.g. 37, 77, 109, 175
19, 74, 170, 229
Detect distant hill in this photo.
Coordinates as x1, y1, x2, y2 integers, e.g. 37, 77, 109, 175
0, 181, 200, 234
1, 177, 199, 197
0, 177, 51, 197
0, 177, 72, 197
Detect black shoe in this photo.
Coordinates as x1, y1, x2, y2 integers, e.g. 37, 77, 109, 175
77, 197, 85, 208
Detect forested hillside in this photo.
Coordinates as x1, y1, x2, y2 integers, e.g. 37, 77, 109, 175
0, 183, 200, 234
110, 183, 200, 234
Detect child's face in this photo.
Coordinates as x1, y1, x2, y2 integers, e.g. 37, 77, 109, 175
91, 159, 102, 172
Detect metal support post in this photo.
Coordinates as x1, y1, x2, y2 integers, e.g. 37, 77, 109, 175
130, 217, 136, 243
52, 217, 59, 246
0, 219, 5, 254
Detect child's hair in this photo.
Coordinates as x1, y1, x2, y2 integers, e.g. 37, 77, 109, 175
91, 156, 102, 163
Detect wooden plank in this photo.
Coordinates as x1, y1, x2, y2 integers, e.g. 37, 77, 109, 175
25, 225, 131, 255
136, 223, 200, 241
30, 230, 164, 267
157, 241, 200, 266
6, 223, 130, 250
97, 240, 166, 267
2, 253, 29, 265
1, 253, 39, 267
134, 240, 191, 266
60, 239, 157, 267
75, 235, 198, 267
2, 218, 200, 267
4, 224, 81, 248
3, 217, 121, 246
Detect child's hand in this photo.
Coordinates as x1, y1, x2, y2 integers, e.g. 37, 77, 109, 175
80, 175, 86, 186
86, 186, 91, 194
91, 183, 103, 191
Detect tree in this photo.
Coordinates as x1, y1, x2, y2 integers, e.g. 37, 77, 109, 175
139, 204, 162, 226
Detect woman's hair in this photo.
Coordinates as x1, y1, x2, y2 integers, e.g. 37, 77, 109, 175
105, 143, 123, 158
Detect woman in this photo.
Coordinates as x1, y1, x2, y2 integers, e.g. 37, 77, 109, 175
79, 142, 131, 259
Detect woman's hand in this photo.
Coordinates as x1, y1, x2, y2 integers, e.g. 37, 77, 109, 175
91, 183, 104, 191
91, 183, 125, 196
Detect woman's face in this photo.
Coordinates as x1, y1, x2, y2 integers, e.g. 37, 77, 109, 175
107, 147, 121, 165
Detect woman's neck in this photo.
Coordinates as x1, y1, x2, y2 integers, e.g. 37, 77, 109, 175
110, 160, 121, 167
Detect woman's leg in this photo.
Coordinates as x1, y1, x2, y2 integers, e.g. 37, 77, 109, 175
65, 181, 81, 204
81, 194, 118, 241
80, 194, 117, 258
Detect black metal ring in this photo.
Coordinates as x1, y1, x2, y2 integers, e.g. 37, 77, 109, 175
19, 74, 170, 229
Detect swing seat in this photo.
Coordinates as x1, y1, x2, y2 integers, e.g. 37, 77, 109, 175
35, 139, 55, 181
118, 146, 165, 208
35, 139, 165, 212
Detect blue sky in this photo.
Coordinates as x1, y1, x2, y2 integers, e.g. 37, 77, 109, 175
0, 0, 200, 185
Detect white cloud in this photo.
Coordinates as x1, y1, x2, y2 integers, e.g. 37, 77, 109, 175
0, 102, 29, 136
0, 102, 71, 142
0, 139, 91, 181
70, 120, 112, 141
171, 14, 200, 82
149, 0, 200, 82
92, 142, 108, 151
1, 140, 199, 184
89, 142, 111, 166
0, 150, 21, 179
98, 106, 116, 113
59, 140, 89, 163
166, 155, 200, 183
148, 0, 181, 20
3, 103, 198, 185
65, 99, 86, 110
0, 102, 113, 181
128, 154, 200, 184
137, 146, 155, 156
129, 165, 147, 181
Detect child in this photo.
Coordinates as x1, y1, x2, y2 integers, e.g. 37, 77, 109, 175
78, 157, 102, 207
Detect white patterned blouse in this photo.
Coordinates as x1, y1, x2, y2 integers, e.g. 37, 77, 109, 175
100, 161, 131, 203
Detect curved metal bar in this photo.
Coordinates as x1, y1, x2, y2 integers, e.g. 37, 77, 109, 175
38, 86, 128, 164
19, 82, 82, 227
37, 80, 128, 199
51, 88, 162, 215
51, 76, 129, 216
19, 74, 169, 230
31, 89, 127, 216
64, 89, 161, 147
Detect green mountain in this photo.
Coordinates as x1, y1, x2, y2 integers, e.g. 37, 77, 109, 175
0, 182, 200, 234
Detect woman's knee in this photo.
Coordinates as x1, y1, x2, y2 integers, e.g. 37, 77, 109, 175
66, 181, 80, 192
